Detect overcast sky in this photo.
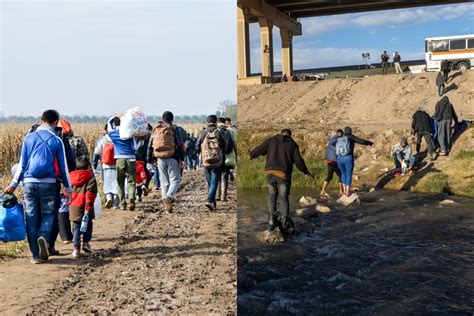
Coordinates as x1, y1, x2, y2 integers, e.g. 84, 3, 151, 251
249, 3, 474, 72
1, 0, 236, 117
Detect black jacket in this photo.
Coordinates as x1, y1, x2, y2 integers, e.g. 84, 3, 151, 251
412, 110, 433, 133
394, 54, 401, 63
441, 61, 450, 72
250, 134, 310, 177
195, 124, 232, 167
135, 135, 154, 164
434, 96, 458, 123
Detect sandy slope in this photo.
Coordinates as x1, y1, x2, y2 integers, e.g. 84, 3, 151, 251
0, 170, 236, 314
238, 71, 474, 195
238, 70, 474, 130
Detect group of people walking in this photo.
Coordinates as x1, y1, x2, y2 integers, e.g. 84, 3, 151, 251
3, 109, 237, 263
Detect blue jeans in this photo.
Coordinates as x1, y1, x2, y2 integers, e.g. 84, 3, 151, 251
204, 167, 222, 203
337, 155, 354, 187
23, 182, 57, 259
72, 220, 93, 249
153, 166, 161, 188
158, 158, 181, 199
267, 174, 293, 232
185, 154, 194, 170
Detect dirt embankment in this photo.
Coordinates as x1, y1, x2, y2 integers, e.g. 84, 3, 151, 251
238, 70, 474, 130
238, 71, 474, 196
0, 170, 236, 314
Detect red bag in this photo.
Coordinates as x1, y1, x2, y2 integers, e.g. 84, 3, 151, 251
102, 143, 116, 165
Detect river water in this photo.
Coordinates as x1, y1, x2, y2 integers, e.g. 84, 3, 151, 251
238, 189, 474, 315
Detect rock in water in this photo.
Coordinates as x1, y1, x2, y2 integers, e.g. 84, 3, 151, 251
439, 199, 458, 206
295, 207, 313, 216
315, 205, 331, 213
257, 230, 285, 244
336, 194, 360, 206
299, 196, 317, 206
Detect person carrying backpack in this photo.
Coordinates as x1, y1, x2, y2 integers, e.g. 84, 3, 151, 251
58, 119, 89, 159
151, 111, 185, 213
108, 114, 137, 211
331, 126, 374, 196
4, 110, 72, 264
94, 124, 119, 209
250, 129, 314, 234
135, 125, 154, 201
320, 129, 343, 198
196, 115, 232, 211
216, 117, 235, 202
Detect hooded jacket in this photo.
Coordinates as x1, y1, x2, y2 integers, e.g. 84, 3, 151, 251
434, 96, 458, 123
412, 110, 433, 133
69, 170, 98, 221
250, 134, 310, 178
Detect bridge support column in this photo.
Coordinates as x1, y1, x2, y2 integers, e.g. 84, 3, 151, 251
280, 28, 293, 77
258, 17, 274, 80
237, 6, 251, 80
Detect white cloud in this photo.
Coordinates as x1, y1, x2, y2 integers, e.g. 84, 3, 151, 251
302, 3, 474, 35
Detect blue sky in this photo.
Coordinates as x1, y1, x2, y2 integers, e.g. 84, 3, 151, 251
250, 3, 474, 72
1, 0, 235, 116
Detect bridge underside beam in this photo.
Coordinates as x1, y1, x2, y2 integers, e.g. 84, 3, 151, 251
269, 0, 473, 18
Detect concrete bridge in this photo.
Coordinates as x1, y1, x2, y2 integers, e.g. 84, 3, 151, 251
237, 0, 472, 84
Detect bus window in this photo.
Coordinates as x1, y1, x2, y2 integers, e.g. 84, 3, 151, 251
450, 39, 466, 50
468, 39, 474, 49
431, 40, 449, 52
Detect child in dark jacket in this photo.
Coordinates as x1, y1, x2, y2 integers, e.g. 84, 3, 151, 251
69, 157, 97, 258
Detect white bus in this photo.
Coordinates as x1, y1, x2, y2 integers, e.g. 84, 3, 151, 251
425, 34, 474, 71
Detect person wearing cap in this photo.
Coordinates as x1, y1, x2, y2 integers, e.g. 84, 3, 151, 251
391, 137, 415, 176
250, 129, 314, 235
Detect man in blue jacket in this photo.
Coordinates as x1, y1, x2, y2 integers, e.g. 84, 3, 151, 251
108, 114, 137, 211
4, 110, 72, 264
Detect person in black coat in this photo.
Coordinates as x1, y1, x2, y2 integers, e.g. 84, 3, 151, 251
250, 129, 314, 234
434, 96, 459, 155
411, 108, 435, 160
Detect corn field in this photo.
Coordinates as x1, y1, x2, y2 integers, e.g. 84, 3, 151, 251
0, 123, 104, 175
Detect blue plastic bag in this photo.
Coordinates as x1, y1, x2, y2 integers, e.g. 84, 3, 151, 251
0, 204, 26, 242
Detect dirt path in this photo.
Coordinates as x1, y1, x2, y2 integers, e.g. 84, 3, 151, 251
1, 169, 237, 315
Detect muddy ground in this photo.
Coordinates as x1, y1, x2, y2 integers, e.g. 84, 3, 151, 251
0, 170, 236, 315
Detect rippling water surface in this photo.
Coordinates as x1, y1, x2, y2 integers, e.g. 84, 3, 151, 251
238, 189, 474, 315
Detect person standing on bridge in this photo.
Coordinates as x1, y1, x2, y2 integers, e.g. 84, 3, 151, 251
393, 52, 402, 74
250, 129, 314, 235
381, 51, 390, 75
